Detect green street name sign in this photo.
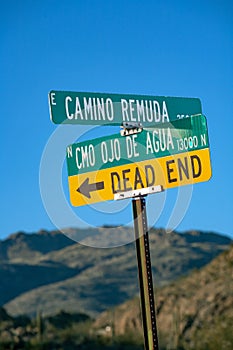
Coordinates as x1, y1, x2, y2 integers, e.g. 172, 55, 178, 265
49, 90, 202, 126
66, 114, 209, 176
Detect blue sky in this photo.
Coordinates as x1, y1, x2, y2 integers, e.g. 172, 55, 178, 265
1, 0, 233, 240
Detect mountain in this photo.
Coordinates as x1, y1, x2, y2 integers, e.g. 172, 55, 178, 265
93, 244, 233, 349
0, 230, 77, 305
0, 227, 231, 318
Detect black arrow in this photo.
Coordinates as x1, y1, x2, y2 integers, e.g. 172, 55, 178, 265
77, 178, 105, 198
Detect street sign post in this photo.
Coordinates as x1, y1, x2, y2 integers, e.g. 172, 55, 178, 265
133, 197, 160, 350
49, 90, 202, 126
66, 115, 211, 206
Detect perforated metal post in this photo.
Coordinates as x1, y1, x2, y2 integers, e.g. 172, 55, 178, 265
132, 197, 159, 350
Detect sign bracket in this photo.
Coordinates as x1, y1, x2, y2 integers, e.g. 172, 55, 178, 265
114, 185, 164, 200
120, 121, 143, 136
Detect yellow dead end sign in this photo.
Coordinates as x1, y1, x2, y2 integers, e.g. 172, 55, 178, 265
68, 148, 211, 206
66, 115, 212, 207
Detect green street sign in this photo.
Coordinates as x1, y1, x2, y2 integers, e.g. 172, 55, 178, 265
66, 114, 209, 176
66, 114, 211, 206
49, 90, 202, 126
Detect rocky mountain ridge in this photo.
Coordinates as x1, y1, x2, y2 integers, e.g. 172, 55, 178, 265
0, 227, 231, 319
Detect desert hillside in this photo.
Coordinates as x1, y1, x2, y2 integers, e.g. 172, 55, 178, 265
0, 227, 231, 319
94, 244, 233, 349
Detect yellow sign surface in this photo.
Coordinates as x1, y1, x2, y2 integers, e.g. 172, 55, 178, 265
68, 148, 212, 206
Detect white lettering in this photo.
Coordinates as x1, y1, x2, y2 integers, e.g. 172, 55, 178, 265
114, 139, 121, 160
97, 98, 106, 120
153, 101, 160, 122
152, 129, 160, 152
65, 96, 74, 119
166, 128, 174, 149
146, 129, 174, 153
75, 145, 95, 169
93, 98, 98, 120
126, 136, 133, 158
126, 135, 139, 158
121, 99, 129, 121
75, 97, 83, 120
145, 100, 153, 122
119, 98, 170, 124
146, 132, 153, 154
51, 93, 56, 105
75, 147, 82, 169
101, 142, 108, 164
67, 146, 73, 158
88, 145, 95, 166
101, 139, 121, 163
106, 98, 114, 121
177, 135, 199, 151
162, 101, 169, 122
129, 99, 136, 121
201, 134, 207, 146
83, 98, 93, 120
136, 100, 145, 122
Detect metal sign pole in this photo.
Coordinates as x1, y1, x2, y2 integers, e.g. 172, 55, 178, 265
132, 197, 159, 350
